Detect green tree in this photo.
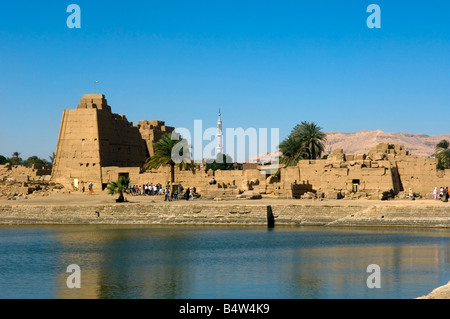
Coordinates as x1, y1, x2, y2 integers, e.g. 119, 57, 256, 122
206, 153, 235, 171
0, 155, 7, 165
278, 135, 307, 166
279, 122, 327, 166
290, 121, 327, 160
107, 175, 130, 202
435, 139, 450, 170
143, 133, 191, 185
23, 155, 48, 168
8, 152, 22, 165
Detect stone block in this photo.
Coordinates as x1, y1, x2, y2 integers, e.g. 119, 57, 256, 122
372, 153, 384, 161
325, 191, 343, 199
14, 175, 29, 183
329, 154, 345, 162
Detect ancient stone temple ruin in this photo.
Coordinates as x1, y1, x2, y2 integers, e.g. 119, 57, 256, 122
50, 94, 450, 200
51, 94, 174, 190
282, 143, 446, 200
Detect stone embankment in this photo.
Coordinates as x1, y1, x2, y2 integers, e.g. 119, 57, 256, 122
0, 198, 449, 227
417, 281, 450, 299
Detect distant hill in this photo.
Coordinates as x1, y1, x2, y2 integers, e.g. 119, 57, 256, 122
324, 130, 450, 158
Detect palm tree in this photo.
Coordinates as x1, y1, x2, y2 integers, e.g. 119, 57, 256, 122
435, 139, 450, 170
9, 152, 22, 165
107, 175, 130, 202
278, 135, 307, 166
49, 152, 56, 165
278, 121, 327, 166
143, 133, 191, 185
291, 121, 327, 160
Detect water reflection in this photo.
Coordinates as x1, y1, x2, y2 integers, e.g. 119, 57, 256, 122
282, 244, 449, 299
54, 226, 196, 298
0, 225, 448, 299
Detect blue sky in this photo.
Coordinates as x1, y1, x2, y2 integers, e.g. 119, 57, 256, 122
1, 0, 450, 159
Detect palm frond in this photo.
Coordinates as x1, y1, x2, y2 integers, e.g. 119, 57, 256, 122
435, 139, 450, 154
107, 176, 130, 195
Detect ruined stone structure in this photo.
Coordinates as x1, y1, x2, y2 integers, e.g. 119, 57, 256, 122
280, 143, 450, 199
50, 94, 450, 200
130, 142, 450, 200
0, 163, 52, 183
0, 163, 54, 200
138, 120, 174, 156
51, 94, 173, 189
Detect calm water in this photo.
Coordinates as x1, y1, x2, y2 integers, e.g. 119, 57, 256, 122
0, 225, 448, 299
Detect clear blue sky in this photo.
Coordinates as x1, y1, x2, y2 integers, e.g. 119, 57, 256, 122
1, 0, 450, 159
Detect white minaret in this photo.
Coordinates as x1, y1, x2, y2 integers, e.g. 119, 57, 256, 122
216, 108, 223, 155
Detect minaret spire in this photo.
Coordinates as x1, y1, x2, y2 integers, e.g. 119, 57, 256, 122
216, 108, 223, 155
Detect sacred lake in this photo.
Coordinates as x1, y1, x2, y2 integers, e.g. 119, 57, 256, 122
0, 224, 448, 299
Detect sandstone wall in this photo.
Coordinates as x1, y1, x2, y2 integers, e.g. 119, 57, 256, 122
51, 94, 149, 189
0, 163, 52, 182
51, 108, 103, 188
51, 94, 181, 190
290, 146, 450, 198
395, 156, 450, 196
138, 120, 175, 156
0, 202, 448, 227
97, 112, 148, 168
296, 158, 396, 195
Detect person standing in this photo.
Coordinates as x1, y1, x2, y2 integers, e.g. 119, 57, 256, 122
164, 187, 170, 201
88, 182, 93, 195
433, 187, 438, 199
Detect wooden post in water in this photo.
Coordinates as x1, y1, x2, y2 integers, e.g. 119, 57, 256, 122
267, 205, 275, 228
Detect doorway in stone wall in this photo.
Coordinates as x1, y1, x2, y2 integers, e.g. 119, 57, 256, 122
352, 179, 360, 192
118, 173, 130, 186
